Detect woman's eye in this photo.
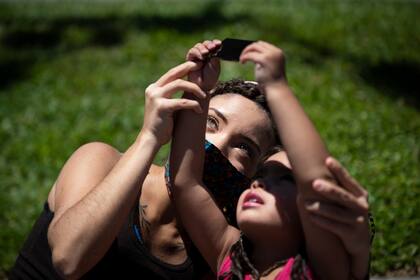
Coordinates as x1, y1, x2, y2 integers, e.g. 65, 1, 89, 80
206, 116, 218, 130
238, 143, 253, 158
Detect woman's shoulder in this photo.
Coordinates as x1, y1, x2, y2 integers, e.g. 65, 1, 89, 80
61, 141, 123, 173
47, 142, 123, 212
73, 141, 122, 160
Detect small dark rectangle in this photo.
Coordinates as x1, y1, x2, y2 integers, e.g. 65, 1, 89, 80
214, 38, 255, 61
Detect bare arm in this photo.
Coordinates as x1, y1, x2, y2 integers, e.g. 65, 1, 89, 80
47, 61, 206, 279
241, 41, 351, 279
307, 157, 371, 279
170, 40, 240, 272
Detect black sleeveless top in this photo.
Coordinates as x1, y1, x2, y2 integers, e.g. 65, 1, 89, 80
9, 203, 210, 279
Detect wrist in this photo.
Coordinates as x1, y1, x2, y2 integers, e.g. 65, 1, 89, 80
136, 130, 161, 149
263, 79, 292, 100
349, 247, 370, 280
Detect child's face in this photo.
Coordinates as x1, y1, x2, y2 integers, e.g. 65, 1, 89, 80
236, 152, 302, 238
206, 94, 274, 178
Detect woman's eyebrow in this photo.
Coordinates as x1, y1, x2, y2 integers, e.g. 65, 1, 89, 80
209, 108, 228, 124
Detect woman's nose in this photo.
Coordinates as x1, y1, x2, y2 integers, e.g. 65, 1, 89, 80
250, 180, 266, 190
206, 134, 229, 158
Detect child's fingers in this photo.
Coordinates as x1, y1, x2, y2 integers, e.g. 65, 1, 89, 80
239, 51, 266, 65
155, 61, 201, 87
305, 201, 367, 225
312, 179, 369, 212
203, 40, 220, 52
186, 47, 204, 62
212, 39, 222, 46
194, 43, 210, 57
258, 40, 279, 51
162, 98, 203, 114
241, 41, 267, 56
326, 157, 368, 198
202, 40, 213, 48
158, 79, 206, 99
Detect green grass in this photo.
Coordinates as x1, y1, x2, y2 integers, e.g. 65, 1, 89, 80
1, 0, 419, 277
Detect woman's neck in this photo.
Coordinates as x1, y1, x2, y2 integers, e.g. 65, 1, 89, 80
137, 165, 190, 265
140, 165, 176, 225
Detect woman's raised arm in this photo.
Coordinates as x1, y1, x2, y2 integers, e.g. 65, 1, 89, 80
47, 61, 205, 279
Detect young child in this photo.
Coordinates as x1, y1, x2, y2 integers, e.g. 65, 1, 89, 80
169, 40, 362, 279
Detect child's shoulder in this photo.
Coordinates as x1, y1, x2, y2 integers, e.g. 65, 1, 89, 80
217, 254, 314, 280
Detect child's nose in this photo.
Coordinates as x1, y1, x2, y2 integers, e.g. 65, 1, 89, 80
250, 180, 266, 190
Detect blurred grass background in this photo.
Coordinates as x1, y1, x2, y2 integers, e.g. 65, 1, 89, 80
0, 0, 419, 277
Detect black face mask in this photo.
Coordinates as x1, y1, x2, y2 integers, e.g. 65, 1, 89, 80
165, 140, 251, 227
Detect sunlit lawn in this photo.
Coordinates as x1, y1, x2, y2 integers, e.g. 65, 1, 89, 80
0, 1, 419, 277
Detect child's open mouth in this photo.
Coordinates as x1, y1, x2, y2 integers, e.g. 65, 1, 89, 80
242, 192, 264, 209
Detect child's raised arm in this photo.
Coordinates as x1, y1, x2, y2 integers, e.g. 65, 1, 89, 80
240, 41, 351, 279
169, 40, 240, 272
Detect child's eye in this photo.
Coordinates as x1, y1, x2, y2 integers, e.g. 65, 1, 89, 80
206, 116, 218, 131
253, 169, 264, 180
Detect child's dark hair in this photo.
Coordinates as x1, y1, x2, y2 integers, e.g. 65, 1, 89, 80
211, 79, 281, 147
220, 234, 310, 280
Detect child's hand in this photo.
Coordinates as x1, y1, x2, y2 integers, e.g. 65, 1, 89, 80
186, 39, 221, 91
305, 157, 371, 259
141, 61, 207, 146
240, 41, 287, 85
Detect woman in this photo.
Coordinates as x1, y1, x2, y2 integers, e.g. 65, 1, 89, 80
10, 40, 371, 279
10, 43, 277, 279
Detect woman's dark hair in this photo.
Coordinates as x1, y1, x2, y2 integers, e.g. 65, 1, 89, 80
211, 79, 281, 148
220, 234, 310, 280
211, 79, 270, 115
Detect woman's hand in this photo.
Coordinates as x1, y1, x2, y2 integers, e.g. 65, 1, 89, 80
186, 39, 221, 91
239, 41, 287, 86
141, 61, 207, 146
305, 157, 371, 278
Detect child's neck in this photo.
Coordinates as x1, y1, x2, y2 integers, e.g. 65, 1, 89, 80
248, 233, 299, 273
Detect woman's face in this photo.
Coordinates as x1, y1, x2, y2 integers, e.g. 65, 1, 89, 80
205, 94, 274, 177
236, 152, 302, 239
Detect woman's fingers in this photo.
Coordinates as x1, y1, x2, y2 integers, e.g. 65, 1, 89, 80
305, 201, 367, 225
308, 212, 350, 237
312, 179, 369, 212
155, 61, 201, 87
326, 157, 368, 198
157, 79, 206, 99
